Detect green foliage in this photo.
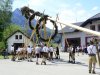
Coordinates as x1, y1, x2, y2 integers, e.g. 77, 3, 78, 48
0, 0, 12, 13
0, 55, 3, 59
0, 24, 21, 53
0, 42, 5, 53
0, 0, 12, 24
3, 24, 22, 40
0, 0, 13, 41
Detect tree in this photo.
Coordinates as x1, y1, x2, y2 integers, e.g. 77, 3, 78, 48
0, 42, 5, 53
0, 24, 21, 53
0, 0, 13, 41
3, 24, 22, 40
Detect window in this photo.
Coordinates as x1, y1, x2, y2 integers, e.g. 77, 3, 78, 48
90, 25, 95, 30
15, 35, 18, 39
19, 35, 22, 39
98, 24, 100, 31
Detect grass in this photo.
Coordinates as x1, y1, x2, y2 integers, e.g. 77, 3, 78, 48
0, 55, 12, 59
0, 55, 3, 59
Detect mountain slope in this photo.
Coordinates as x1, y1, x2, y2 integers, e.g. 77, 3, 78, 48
11, 8, 61, 43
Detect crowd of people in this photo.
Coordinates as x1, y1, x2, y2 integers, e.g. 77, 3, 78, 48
8, 39, 99, 74
10, 43, 60, 65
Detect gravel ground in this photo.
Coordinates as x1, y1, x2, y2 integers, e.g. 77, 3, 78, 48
0, 52, 100, 75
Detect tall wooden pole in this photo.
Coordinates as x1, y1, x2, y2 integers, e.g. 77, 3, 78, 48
48, 17, 100, 37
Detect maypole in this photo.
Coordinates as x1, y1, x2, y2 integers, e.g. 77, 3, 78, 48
21, 6, 100, 66
48, 17, 100, 36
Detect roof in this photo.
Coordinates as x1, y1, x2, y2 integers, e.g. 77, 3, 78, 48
90, 13, 100, 19
59, 13, 100, 33
59, 22, 83, 33
6, 30, 33, 41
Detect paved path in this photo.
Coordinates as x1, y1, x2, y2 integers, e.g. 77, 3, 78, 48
0, 52, 100, 75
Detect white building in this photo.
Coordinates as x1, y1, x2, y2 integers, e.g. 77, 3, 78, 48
59, 13, 100, 51
6, 30, 33, 52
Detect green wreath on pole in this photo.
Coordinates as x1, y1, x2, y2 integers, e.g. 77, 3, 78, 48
36, 15, 58, 42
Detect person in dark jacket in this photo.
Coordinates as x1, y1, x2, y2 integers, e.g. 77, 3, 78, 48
72, 46, 76, 63
56, 46, 60, 59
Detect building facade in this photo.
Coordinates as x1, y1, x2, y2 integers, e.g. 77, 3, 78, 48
6, 30, 33, 52
59, 13, 100, 51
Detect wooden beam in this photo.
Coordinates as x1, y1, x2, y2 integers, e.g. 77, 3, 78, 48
48, 17, 100, 37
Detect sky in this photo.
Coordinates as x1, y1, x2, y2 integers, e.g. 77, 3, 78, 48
12, 0, 100, 30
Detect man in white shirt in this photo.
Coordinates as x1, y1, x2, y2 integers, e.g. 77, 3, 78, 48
35, 44, 40, 65
22, 46, 27, 60
27, 46, 32, 62
68, 45, 76, 64
41, 44, 49, 65
11, 45, 15, 61
87, 41, 97, 74
49, 45, 54, 60
68, 45, 73, 63
11, 45, 14, 53
77, 46, 80, 56
17, 46, 21, 60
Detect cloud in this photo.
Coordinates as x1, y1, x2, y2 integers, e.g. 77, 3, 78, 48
12, 0, 46, 11
77, 9, 86, 15
28, 0, 46, 6
53, 3, 94, 30
12, 0, 28, 10
92, 6, 98, 11
75, 3, 82, 7
12, 0, 98, 30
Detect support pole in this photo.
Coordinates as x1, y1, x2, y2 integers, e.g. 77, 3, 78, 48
43, 20, 47, 40
27, 29, 36, 46
60, 23, 69, 47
